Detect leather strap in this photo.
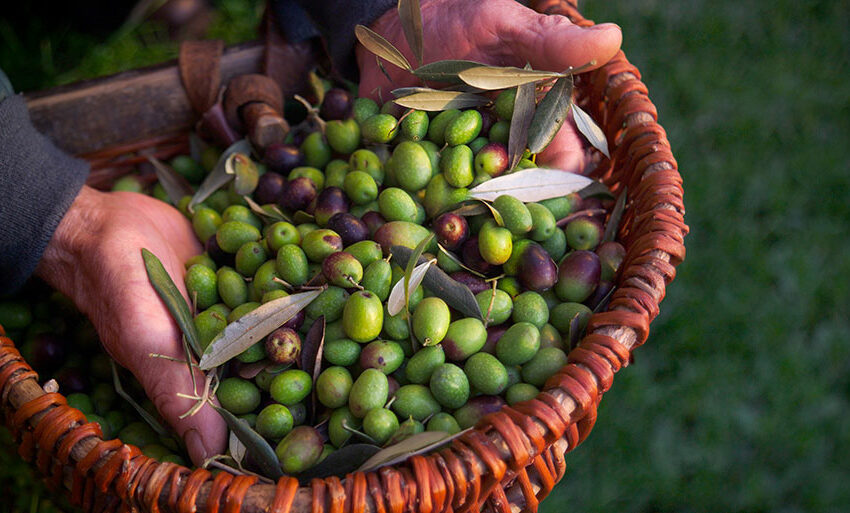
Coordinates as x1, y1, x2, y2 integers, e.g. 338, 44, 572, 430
178, 40, 224, 114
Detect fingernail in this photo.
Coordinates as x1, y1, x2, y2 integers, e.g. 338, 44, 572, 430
588, 22, 620, 31
184, 428, 209, 463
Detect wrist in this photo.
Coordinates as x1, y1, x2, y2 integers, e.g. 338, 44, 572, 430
35, 185, 106, 301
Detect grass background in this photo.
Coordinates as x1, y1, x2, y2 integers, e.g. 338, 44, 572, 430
2, 0, 850, 511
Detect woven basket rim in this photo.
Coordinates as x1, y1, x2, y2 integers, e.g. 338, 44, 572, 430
0, 2, 688, 512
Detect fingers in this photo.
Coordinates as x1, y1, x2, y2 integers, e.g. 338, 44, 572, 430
499, 10, 622, 72
535, 117, 588, 171
136, 345, 228, 466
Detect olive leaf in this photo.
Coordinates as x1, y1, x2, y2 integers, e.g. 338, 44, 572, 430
476, 199, 505, 227
412, 60, 485, 84
526, 75, 574, 154
199, 289, 323, 370
213, 405, 283, 479
229, 429, 247, 466
457, 65, 565, 90
397, 0, 424, 66
442, 200, 488, 217
468, 168, 595, 203
357, 429, 471, 472
189, 139, 253, 210
297, 444, 382, 482
244, 196, 291, 224
404, 232, 435, 312
387, 259, 435, 316
577, 181, 615, 200
571, 103, 610, 158
111, 360, 170, 438
302, 316, 326, 423
604, 187, 627, 243
568, 312, 585, 349
436, 243, 486, 278
391, 86, 439, 97
393, 90, 490, 111
390, 246, 482, 320
308, 71, 327, 105
146, 156, 193, 204
592, 285, 617, 314
508, 66, 536, 170
141, 249, 202, 357
354, 24, 413, 71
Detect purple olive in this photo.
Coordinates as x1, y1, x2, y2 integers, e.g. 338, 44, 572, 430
319, 88, 354, 121
282, 309, 306, 331
433, 213, 469, 251
518, 243, 558, 292
264, 143, 303, 174
327, 212, 370, 246
449, 271, 488, 295
478, 109, 495, 136
474, 142, 509, 177
461, 237, 493, 275
254, 171, 286, 205
361, 211, 386, 236
454, 395, 507, 429
555, 250, 601, 303
585, 280, 615, 311
314, 187, 351, 226
206, 235, 235, 267
279, 176, 318, 212
481, 324, 509, 355
28, 332, 66, 374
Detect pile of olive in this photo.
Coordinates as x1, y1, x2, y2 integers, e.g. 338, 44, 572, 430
169, 85, 625, 475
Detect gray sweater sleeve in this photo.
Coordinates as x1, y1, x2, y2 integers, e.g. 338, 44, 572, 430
273, 0, 397, 79
0, 94, 90, 294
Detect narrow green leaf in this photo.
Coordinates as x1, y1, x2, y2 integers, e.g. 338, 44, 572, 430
302, 316, 326, 423
244, 196, 291, 224
354, 24, 412, 71
393, 232, 434, 316
229, 429, 247, 466
189, 139, 252, 210
358, 429, 471, 472
387, 259, 435, 317
213, 405, 283, 479
146, 156, 194, 204
390, 246, 482, 320
297, 444, 382, 482
141, 249, 202, 357
393, 90, 490, 111
508, 66, 536, 170
412, 60, 485, 84
527, 76, 574, 154
571, 103, 610, 158
469, 168, 595, 203
111, 360, 170, 438
458, 65, 565, 90
397, 0, 424, 66
199, 289, 323, 370
604, 187, 627, 243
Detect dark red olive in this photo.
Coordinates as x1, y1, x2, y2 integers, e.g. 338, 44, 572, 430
263, 143, 303, 174
360, 211, 386, 236
518, 243, 558, 292
254, 171, 286, 205
449, 271, 488, 295
585, 280, 615, 311
319, 88, 354, 121
327, 213, 370, 246
265, 327, 302, 365
478, 109, 495, 137
387, 375, 400, 399
283, 309, 306, 331
279, 176, 318, 212
596, 241, 626, 281
433, 213, 469, 251
314, 187, 351, 226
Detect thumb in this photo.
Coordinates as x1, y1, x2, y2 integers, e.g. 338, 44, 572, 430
137, 353, 228, 466
499, 10, 622, 72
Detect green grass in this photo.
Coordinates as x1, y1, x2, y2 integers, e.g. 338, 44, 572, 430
542, 1, 850, 512
3, 0, 850, 512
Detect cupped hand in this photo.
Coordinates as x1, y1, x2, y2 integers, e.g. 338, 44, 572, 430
36, 185, 227, 465
357, 0, 621, 171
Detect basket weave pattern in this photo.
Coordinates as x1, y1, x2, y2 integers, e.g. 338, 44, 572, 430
0, 1, 687, 512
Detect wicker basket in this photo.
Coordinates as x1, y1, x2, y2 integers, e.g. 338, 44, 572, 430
0, 1, 687, 511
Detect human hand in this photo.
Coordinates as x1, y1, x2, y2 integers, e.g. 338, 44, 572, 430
36, 185, 227, 465
357, 0, 621, 171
